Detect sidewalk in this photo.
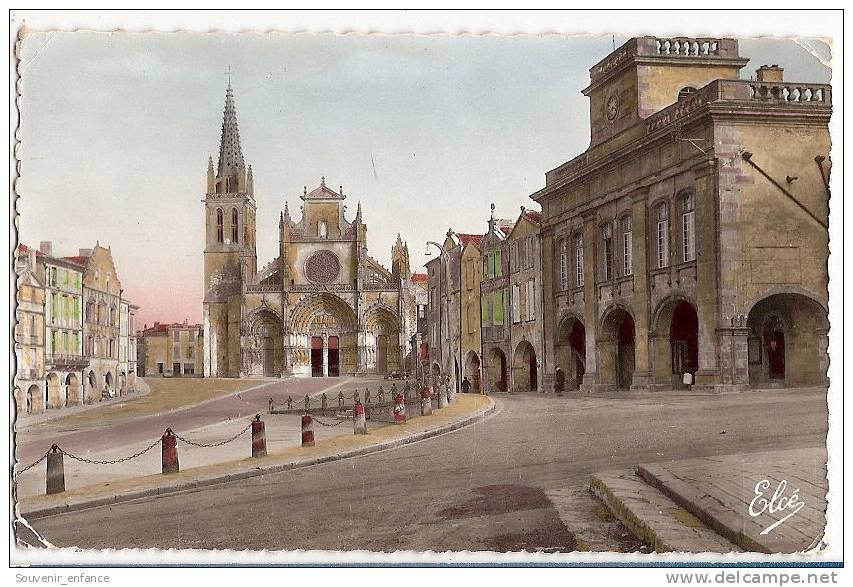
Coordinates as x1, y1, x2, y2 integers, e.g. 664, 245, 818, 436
591, 447, 827, 554
16, 394, 495, 519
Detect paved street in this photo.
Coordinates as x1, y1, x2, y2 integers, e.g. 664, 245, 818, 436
28, 386, 827, 552
16, 376, 383, 464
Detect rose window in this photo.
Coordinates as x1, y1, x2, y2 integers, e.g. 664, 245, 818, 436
305, 250, 341, 284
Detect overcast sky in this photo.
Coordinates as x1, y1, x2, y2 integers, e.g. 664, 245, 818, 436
15, 32, 831, 328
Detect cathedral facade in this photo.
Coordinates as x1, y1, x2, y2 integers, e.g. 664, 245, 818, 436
203, 83, 416, 378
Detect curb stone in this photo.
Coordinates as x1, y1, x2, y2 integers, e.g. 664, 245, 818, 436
19, 398, 496, 520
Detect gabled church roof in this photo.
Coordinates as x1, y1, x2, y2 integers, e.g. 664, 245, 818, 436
302, 177, 346, 200
217, 81, 245, 179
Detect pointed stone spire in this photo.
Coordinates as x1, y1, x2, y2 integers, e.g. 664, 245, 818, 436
283, 200, 291, 221
207, 156, 215, 192
279, 211, 284, 228
216, 81, 245, 181
246, 164, 254, 196
488, 203, 496, 233
355, 201, 362, 222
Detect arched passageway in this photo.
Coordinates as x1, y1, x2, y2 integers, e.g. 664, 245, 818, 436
556, 316, 585, 391
512, 341, 538, 392
486, 347, 508, 392
66, 373, 81, 406
45, 372, 62, 409
746, 293, 828, 388
600, 308, 635, 389
465, 351, 481, 393
652, 298, 699, 388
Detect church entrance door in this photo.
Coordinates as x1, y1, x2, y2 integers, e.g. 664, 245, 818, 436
328, 336, 340, 377
376, 335, 388, 374
311, 336, 323, 377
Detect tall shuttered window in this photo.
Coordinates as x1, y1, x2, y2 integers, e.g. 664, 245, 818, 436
622, 216, 633, 276
493, 290, 504, 325
682, 193, 696, 262
656, 204, 669, 269
575, 235, 585, 287
526, 279, 535, 322
602, 223, 614, 281
512, 283, 521, 323
559, 240, 568, 290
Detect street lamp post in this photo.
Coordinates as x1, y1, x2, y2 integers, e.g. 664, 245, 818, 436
426, 229, 454, 389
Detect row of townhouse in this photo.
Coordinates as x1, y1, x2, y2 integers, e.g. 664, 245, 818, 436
425, 37, 831, 395
14, 241, 139, 416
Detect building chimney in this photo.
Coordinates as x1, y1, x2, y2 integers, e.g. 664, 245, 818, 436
39, 241, 52, 256
756, 65, 784, 83
78, 248, 93, 257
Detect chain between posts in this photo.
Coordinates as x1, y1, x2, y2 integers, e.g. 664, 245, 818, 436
17, 448, 52, 474
173, 421, 254, 448
18, 415, 263, 472
313, 417, 347, 427
60, 437, 162, 466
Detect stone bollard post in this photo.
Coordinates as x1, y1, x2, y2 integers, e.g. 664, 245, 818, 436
301, 414, 315, 447
378, 387, 384, 405
438, 386, 448, 409
420, 387, 433, 416
286, 396, 293, 411
393, 393, 406, 424
162, 428, 179, 474
46, 444, 65, 495
353, 402, 368, 435
365, 389, 372, 405
338, 391, 345, 410
321, 393, 328, 416
304, 394, 311, 412
251, 414, 267, 458
268, 397, 274, 413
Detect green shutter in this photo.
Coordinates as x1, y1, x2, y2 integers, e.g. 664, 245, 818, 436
495, 250, 502, 277
493, 290, 504, 325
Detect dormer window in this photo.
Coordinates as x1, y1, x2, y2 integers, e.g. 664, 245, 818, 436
318, 220, 328, 239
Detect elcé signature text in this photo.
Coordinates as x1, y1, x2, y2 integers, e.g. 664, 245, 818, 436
749, 479, 805, 535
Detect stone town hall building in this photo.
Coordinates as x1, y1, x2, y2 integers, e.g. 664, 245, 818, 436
533, 37, 831, 393
203, 83, 416, 378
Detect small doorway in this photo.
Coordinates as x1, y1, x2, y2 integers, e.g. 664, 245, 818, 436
765, 317, 785, 380
328, 336, 340, 377
311, 336, 323, 377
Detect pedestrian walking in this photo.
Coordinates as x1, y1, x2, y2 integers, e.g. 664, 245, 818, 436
461, 376, 471, 394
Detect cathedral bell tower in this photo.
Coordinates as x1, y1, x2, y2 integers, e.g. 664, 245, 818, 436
202, 80, 257, 377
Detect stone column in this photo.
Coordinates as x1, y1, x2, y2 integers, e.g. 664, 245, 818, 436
692, 161, 722, 385
717, 318, 750, 388
629, 189, 653, 389
540, 227, 557, 392
580, 213, 600, 391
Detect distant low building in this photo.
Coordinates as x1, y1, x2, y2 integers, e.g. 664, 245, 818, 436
138, 321, 204, 377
